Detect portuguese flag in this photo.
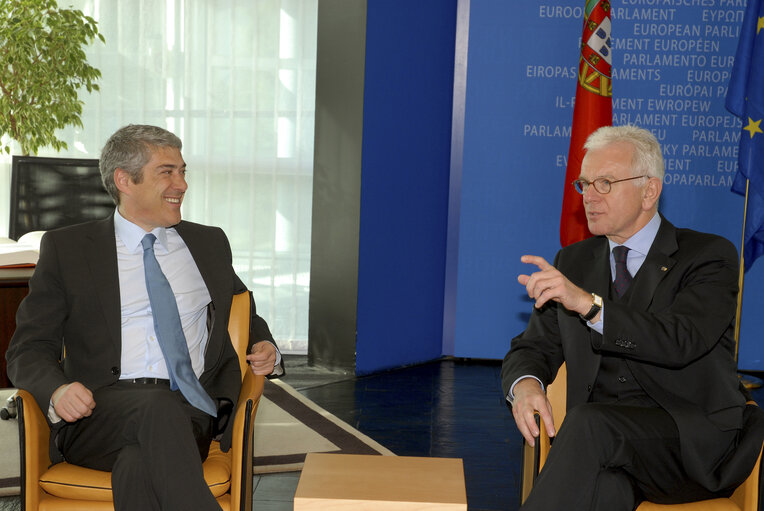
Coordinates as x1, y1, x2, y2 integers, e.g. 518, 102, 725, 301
560, 0, 613, 247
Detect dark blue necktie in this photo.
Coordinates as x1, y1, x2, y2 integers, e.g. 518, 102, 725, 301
613, 245, 632, 298
141, 234, 217, 417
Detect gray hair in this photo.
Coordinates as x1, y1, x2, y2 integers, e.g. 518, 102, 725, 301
583, 125, 665, 182
99, 125, 183, 204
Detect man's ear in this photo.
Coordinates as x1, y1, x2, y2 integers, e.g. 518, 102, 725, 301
114, 168, 131, 195
642, 176, 662, 210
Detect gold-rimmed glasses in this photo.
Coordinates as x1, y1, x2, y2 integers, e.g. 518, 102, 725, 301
572, 175, 647, 195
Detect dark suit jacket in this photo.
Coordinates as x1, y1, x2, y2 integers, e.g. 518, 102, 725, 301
502, 215, 764, 492
6, 215, 281, 452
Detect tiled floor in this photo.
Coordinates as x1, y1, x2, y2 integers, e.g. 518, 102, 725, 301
251, 471, 302, 511
3, 358, 763, 511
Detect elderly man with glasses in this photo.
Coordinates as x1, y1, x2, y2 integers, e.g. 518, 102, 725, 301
502, 125, 764, 510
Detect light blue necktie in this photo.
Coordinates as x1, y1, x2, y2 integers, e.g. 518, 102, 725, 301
141, 233, 217, 417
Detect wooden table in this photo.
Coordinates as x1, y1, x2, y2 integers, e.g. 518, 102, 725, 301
294, 453, 467, 510
0, 267, 34, 388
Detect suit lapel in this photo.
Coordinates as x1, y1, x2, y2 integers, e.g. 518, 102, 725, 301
176, 222, 233, 373
627, 215, 678, 311
83, 216, 121, 347
175, 222, 224, 307
585, 239, 611, 298
580, 238, 610, 385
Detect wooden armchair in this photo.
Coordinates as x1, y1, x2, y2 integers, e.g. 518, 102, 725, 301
15, 290, 265, 511
520, 363, 763, 510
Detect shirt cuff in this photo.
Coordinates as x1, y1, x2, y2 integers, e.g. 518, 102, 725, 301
507, 375, 544, 404
48, 384, 71, 423
262, 340, 284, 376
587, 303, 604, 334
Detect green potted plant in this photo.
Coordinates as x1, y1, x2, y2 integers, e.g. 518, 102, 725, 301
0, 0, 105, 155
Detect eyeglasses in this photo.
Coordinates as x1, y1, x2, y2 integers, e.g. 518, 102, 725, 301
572, 175, 647, 195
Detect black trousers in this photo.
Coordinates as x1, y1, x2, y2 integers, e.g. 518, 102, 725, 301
57, 382, 221, 511
521, 403, 732, 511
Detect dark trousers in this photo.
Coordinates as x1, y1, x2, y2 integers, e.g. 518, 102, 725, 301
521, 403, 731, 511
57, 383, 221, 511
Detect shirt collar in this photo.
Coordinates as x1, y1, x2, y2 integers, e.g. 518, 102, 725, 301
114, 208, 170, 253
608, 212, 661, 256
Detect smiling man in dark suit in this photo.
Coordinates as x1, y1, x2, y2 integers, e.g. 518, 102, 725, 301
7, 124, 284, 511
502, 125, 764, 510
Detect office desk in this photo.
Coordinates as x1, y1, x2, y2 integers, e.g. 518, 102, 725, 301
0, 267, 34, 388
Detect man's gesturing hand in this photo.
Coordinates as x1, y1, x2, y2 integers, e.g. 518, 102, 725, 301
518, 255, 592, 316
511, 378, 555, 447
52, 382, 95, 422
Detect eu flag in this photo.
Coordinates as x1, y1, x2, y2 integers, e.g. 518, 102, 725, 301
726, 0, 764, 271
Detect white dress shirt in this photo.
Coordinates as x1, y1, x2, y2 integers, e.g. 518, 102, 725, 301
114, 209, 211, 380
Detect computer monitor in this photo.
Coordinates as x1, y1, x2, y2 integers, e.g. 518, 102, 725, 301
9, 155, 114, 240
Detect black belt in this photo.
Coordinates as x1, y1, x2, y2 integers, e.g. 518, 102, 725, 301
119, 378, 171, 385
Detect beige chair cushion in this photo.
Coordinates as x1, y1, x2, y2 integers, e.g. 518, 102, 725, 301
39, 464, 111, 501
39, 441, 232, 501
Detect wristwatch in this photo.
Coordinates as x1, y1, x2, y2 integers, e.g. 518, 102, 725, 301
579, 293, 603, 321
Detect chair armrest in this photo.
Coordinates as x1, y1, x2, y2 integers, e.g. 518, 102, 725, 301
520, 417, 539, 505
15, 389, 52, 511
519, 361, 565, 508
520, 414, 554, 506
537, 416, 554, 470
730, 402, 763, 510
228, 371, 265, 511
228, 290, 252, 379
730, 444, 761, 510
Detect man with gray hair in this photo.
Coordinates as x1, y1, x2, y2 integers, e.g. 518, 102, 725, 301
502, 125, 764, 509
7, 124, 284, 510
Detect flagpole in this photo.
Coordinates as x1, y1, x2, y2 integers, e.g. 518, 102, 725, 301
735, 178, 762, 389
734, 178, 748, 360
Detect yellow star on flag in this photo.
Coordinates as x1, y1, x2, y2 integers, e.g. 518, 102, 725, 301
743, 117, 763, 138
758, 16, 764, 34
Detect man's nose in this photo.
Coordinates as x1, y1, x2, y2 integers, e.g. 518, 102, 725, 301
582, 183, 600, 202
173, 173, 188, 191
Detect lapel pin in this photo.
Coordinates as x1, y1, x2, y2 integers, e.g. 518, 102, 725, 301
660, 266, 668, 272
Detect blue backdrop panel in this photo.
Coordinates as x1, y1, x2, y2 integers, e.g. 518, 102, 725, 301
356, 0, 457, 375
453, 1, 764, 370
